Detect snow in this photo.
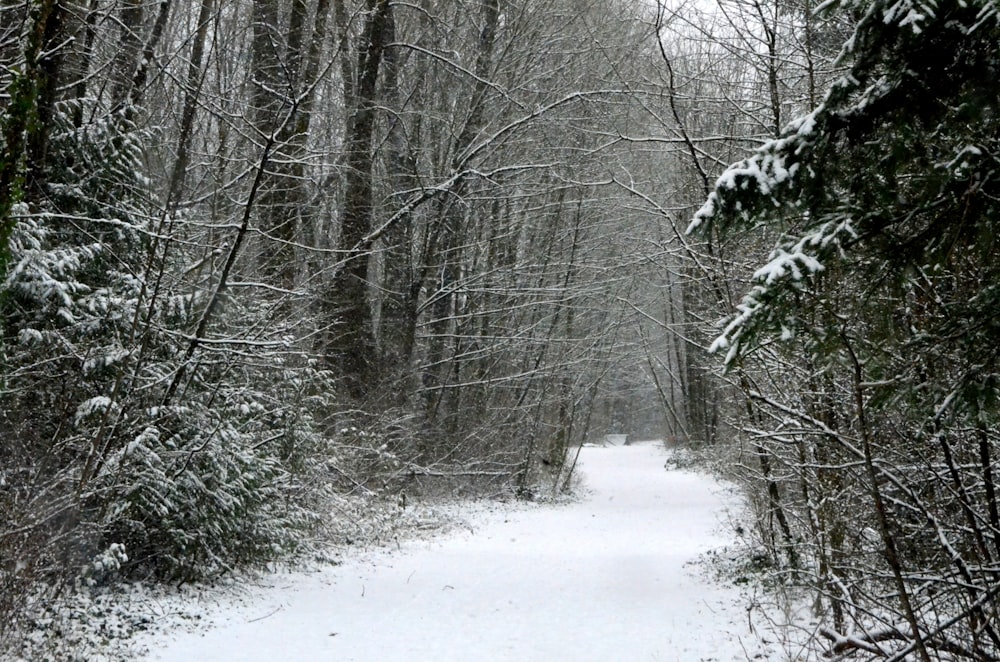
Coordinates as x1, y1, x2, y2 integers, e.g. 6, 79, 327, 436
74, 395, 115, 426
883, 0, 935, 32
752, 248, 824, 285
138, 443, 773, 661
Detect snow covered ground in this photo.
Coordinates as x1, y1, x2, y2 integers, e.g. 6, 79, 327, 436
138, 442, 779, 661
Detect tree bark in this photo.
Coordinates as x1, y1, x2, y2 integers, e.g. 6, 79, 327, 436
377, 5, 420, 398
0, 0, 66, 278
323, 0, 392, 400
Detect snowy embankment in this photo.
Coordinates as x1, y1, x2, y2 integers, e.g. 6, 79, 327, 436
139, 442, 777, 661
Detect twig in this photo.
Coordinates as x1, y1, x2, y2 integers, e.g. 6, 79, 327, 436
246, 605, 283, 623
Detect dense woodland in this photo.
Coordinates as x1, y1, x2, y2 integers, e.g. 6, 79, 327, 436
1, 0, 998, 658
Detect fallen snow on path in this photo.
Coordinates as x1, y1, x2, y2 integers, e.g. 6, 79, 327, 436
141, 443, 772, 661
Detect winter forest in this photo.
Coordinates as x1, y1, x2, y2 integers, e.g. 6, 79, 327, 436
1, 0, 999, 658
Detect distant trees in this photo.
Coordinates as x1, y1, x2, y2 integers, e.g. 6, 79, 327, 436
692, 0, 1000, 656
0, 0, 694, 646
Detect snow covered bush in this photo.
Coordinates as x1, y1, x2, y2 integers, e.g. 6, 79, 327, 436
0, 87, 337, 632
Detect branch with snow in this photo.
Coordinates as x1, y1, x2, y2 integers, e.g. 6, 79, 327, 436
710, 218, 857, 364
819, 625, 999, 661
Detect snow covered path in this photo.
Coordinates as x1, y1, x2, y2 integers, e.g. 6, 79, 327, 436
143, 443, 768, 661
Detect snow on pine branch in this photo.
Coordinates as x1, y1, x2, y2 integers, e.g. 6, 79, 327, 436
75, 395, 116, 427
877, 0, 1000, 35
688, 109, 818, 234
710, 218, 857, 364
828, 0, 998, 37
689, 0, 1000, 236
882, 0, 938, 33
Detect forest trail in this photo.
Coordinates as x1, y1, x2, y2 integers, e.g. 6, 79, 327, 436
142, 443, 771, 661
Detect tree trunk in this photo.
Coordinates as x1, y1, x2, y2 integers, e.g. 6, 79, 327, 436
421, 0, 500, 422
0, 0, 66, 278
323, 0, 392, 400
110, 0, 143, 108
377, 6, 420, 400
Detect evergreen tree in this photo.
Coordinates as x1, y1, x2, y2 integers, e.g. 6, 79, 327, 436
693, 0, 1000, 656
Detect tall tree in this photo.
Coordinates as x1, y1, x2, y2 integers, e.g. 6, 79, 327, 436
322, 0, 392, 400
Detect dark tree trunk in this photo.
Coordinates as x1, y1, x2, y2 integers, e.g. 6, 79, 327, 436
377, 6, 420, 400
323, 0, 392, 400
0, 0, 67, 277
